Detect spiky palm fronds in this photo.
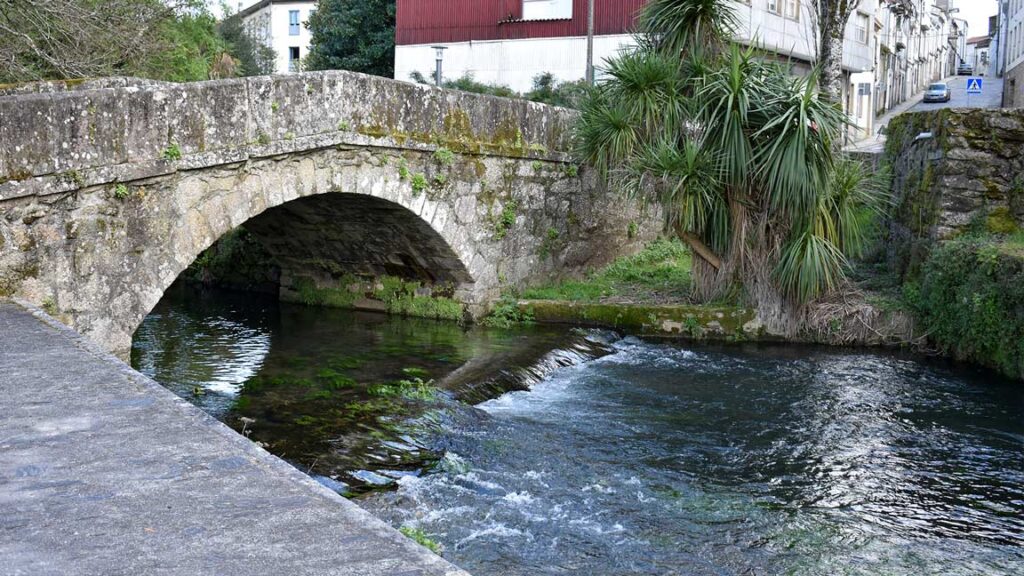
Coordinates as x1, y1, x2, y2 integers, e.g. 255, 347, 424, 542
575, 0, 887, 310
639, 0, 739, 56
774, 230, 847, 303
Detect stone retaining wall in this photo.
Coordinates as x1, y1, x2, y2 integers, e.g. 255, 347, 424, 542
885, 108, 1024, 277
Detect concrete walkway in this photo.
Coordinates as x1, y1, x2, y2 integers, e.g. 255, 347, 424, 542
0, 300, 468, 576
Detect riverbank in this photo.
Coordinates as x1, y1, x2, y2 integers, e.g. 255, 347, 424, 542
498, 238, 917, 349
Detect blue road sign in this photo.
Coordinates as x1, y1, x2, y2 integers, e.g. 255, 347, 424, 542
967, 77, 983, 94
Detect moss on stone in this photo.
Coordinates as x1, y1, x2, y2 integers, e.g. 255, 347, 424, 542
291, 274, 464, 322
986, 206, 1019, 234
522, 300, 756, 340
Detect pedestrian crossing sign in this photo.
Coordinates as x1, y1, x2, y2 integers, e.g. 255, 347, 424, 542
967, 77, 983, 94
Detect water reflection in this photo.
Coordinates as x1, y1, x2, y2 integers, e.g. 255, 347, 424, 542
131, 285, 274, 416
131, 284, 593, 492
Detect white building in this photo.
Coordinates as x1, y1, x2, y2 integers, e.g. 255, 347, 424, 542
1002, 0, 1024, 106
966, 35, 993, 76
239, 0, 317, 74
730, 0, 881, 139
395, 1, 965, 139
875, 0, 958, 116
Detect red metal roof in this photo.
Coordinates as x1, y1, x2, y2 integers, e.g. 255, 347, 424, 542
395, 0, 648, 45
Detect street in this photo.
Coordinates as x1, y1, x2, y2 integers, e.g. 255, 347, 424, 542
909, 75, 1004, 111
846, 75, 1004, 153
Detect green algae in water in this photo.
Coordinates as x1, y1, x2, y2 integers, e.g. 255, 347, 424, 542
130, 285, 584, 494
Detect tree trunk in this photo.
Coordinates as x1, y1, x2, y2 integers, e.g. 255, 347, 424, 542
818, 22, 846, 105
683, 208, 804, 337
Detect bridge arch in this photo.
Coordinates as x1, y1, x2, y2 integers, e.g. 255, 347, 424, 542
111, 147, 488, 357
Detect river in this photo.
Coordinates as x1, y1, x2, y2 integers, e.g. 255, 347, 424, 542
133, 285, 1024, 575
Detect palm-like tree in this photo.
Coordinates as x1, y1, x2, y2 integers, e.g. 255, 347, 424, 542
576, 0, 885, 334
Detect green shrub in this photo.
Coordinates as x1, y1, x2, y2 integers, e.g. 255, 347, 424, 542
914, 237, 1024, 379
399, 526, 442, 554
480, 295, 535, 328
538, 227, 560, 258
493, 199, 518, 240
162, 142, 182, 161
433, 147, 455, 166
410, 173, 428, 196
113, 183, 130, 200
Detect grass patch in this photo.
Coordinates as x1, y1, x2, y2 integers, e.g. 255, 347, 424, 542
399, 526, 442, 554
519, 238, 692, 303
480, 295, 535, 328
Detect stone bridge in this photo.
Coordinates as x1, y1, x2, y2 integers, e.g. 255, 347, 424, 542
0, 71, 652, 356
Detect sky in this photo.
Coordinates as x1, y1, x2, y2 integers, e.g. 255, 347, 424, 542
952, 0, 999, 38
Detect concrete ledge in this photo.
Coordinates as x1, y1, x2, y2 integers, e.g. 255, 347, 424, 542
0, 299, 469, 576
521, 299, 760, 339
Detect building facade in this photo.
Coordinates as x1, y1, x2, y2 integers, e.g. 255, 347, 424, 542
874, 1, 958, 116
966, 35, 993, 76
1002, 0, 1024, 106
239, 0, 317, 74
394, 0, 644, 92
394, 0, 961, 138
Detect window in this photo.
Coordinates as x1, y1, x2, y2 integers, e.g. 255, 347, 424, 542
288, 10, 300, 35
767, 0, 780, 15
288, 46, 300, 72
785, 0, 799, 20
855, 13, 869, 44
522, 0, 572, 20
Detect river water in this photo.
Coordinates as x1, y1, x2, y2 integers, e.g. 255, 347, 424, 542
133, 285, 1024, 575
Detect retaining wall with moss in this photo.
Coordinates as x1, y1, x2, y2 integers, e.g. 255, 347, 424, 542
885, 108, 1024, 278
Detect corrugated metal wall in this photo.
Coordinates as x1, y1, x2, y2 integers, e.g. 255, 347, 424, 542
395, 0, 647, 45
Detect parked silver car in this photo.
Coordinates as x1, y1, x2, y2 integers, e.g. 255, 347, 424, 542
957, 62, 975, 75
923, 82, 951, 103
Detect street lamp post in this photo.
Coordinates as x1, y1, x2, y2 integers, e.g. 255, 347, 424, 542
431, 45, 447, 87
585, 0, 595, 85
